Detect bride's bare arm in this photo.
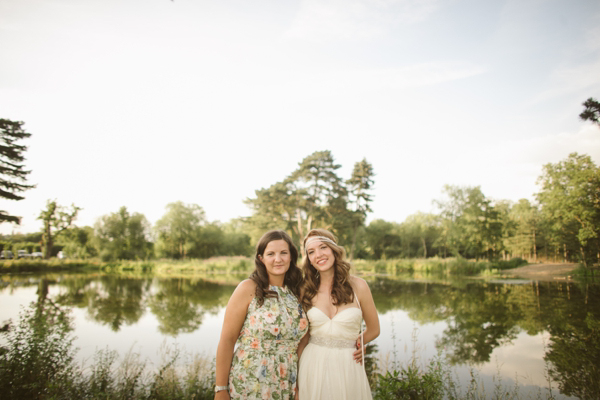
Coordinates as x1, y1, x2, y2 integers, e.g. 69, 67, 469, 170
350, 276, 380, 364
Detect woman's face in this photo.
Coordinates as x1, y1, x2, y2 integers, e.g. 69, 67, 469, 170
306, 239, 335, 273
259, 239, 291, 280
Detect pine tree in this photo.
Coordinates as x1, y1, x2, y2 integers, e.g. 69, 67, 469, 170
0, 119, 35, 224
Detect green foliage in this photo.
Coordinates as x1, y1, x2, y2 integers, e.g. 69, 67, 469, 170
0, 302, 216, 400
57, 226, 97, 259
580, 97, 600, 126
154, 202, 209, 259
352, 257, 526, 277
0, 118, 35, 224
364, 219, 403, 259
435, 185, 503, 260
245, 150, 374, 249
38, 200, 81, 259
0, 302, 78, 399
374, 360, 445, 400
94, 206, 152, 261
536, 153, 600, 267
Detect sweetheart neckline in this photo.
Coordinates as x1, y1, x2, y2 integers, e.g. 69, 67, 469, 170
309, 306, 361, 320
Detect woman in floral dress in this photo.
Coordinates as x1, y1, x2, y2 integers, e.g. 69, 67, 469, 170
215, 230, 308, 400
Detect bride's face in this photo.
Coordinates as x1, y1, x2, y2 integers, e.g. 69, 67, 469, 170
306, 240, 335, 273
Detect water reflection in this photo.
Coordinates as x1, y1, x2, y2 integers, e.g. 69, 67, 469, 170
1, 273, 598, 398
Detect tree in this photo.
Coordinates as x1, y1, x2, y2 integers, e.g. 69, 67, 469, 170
154, 202, 207, 259
505, 199, 540, 261
364, 219, 402, 259
580, 97, 600, 127
245, 151, 373, 251
536, 153, 600, 267
346, 159, 375, 259
400, 212, 442, 258
56, 226, 97, 259
0, 119, 35, 224
38, 200, 81, 259
435, 185, 502, 260
94, 207, 152, 261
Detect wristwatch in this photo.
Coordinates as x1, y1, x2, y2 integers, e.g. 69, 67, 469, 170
215, 385, 229, 393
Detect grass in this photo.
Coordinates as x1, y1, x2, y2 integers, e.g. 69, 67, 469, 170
0, 302, 215, 400
1, 256, 530, 280
373, 326, 561, 400
0, 256, 255, 275
352, 257, 529, 277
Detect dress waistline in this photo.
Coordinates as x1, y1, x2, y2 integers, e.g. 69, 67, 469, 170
309, 336, 356, 349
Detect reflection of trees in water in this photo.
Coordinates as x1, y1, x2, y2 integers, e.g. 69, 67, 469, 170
5, 273, 236, 335
54, 276, 97, 307
370, 278, 600, 378
544, 284, 600, 399
86, 276, 148, 331
148, 278, 235, 336
7, 272, 600, 397
437, 286, 522, 365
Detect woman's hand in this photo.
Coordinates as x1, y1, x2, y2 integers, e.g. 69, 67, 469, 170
353, 338, 364, 365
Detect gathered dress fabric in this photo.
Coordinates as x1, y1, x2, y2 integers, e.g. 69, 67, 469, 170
298, 301, 372, 400
229, 285, 308, 400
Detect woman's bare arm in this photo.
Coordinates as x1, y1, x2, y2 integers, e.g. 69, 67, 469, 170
214, 280, 256, 399
351, 276, 380, 363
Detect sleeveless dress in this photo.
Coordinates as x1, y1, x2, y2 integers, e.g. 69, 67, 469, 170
229, 285, 308, 399
297, 297, 372, 400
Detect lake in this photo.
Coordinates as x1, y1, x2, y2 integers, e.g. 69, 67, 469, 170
1, 271, 598, 399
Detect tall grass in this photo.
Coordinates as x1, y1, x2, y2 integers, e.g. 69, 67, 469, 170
0, 256, 255, 276
1, 256, 529, 279
0, 302, 215, 400
372, 330, 561, 400
352, 257, 528, 277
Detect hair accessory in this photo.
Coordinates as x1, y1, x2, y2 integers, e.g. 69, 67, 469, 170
304, 236, 337, 254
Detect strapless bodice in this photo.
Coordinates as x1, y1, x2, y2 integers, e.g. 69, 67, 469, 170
307, 307, 362, 341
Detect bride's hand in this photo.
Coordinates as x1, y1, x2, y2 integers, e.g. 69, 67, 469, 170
353, 338, 364, 365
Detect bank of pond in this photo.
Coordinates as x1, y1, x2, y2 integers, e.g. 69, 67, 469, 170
0, 263, 598, 399
0, 255, 533, 276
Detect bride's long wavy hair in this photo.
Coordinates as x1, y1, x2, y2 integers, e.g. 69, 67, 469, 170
301, 229, 353, 311
249, 230, 302, 307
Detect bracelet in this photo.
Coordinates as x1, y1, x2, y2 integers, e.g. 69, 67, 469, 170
215, 385, 229, 393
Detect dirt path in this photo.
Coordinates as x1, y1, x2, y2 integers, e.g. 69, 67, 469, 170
503, 263, 578, 281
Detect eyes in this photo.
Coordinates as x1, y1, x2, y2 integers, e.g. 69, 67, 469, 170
307, 244, 328, 256
265, 250, 288, 257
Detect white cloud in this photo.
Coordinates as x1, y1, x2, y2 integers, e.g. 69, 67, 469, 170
272, 62, 485, 100
529, 57, 600, 105
284, 0, 441, 41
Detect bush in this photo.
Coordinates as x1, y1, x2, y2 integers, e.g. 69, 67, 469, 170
0, 301, 78, 399
374, 359, 444, 400
0, 302, 215, 400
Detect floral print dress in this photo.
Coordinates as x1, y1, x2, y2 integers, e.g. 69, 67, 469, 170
229, 285, 308, 400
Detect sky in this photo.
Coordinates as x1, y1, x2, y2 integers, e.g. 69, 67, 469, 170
1, 0, 600, 235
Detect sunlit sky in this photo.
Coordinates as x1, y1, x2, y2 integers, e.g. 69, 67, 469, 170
1, 0, 600, 235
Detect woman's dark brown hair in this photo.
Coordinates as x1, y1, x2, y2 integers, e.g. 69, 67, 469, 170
249, 230, 302, 306
301, 228, 353, 311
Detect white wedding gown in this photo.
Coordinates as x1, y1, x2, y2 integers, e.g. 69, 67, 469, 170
298, 306, 372, 399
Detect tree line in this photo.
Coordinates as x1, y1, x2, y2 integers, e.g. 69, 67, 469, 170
1, 109, 600, 268
1, 150, 598, 269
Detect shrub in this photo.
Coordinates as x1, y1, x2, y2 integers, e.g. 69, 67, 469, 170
0, 301, 78, 399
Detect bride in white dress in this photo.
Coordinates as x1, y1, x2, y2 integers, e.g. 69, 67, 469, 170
297, 229, 380, 400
